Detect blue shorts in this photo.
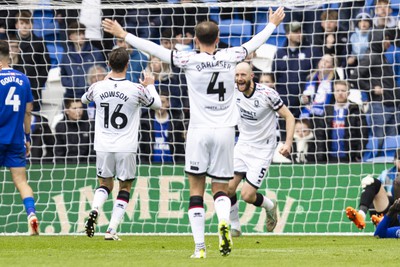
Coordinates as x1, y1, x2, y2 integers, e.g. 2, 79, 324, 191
0, 143, 27, 168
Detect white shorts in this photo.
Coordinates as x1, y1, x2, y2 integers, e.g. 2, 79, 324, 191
96, 151, 137, 181
234, 142, 275, 188
185, 127, 235, 179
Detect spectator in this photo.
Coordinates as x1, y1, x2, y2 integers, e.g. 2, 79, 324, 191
160, 28, 176, 51
30, 112, 55, 164
85, 64, 107, 120
172, 0, 209, 51
322, 80, 368, 163
300, 54, 337, 119
114, 38, 148, 83
145, 55, 188, 111
291, 118, 320, 163
7, 35, 23, 72
313, 10, 348, 67
54, 99, 94, 164
347, 12, 373, 71
349, 29, 400, 151
14, 10, 51, 111
139, 91, 186, 164
273, 21, 321, 119
259, 73, 275, 89
60, 21, 105, 99
373, 0, 398, 30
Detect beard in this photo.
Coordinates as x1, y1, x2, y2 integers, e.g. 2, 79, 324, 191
237, 79, 252, 92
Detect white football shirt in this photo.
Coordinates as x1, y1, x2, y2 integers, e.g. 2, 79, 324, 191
172, 47, 247, 128
235, 83, 284, 148
83, 78, 156, 152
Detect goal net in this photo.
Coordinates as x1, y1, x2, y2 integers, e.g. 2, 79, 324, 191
0, 0, 399, 235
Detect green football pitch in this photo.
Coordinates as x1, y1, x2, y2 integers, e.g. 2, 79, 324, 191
1, 235, 399, 267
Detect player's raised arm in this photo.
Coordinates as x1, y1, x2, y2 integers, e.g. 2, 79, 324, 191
102, 19, 172, 64
242, 7, 285, 54
140, 72, 161, 110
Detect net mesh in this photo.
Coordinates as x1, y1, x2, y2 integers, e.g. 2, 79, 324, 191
0, 0, 400, 234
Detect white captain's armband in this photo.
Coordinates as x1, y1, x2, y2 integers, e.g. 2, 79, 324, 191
361, 175, 375, 189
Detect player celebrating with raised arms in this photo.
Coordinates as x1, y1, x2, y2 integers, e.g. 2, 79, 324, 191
102, 7, 285, 257
228, 62, 295, 236
0, 40, 39, 235
82, 47, 161, 240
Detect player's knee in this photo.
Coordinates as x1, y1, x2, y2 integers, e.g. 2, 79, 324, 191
189, 195, 204, 209
361, 175, 381, 192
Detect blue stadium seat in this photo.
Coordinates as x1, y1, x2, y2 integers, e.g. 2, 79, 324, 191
364, 135, 400, 163
46, 42, 64, 68
265, 35, 286, 47
219, 19, 253, 47
382, 135, 400, 158
363, 136, 380, 162
33, 9, 60, 41
208, 7, 220, 24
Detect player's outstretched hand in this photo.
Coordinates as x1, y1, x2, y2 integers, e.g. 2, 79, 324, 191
102, 19, 127, 39
140, 72, 155, 87
269, 7, 285, 27
279, 142, 291, 157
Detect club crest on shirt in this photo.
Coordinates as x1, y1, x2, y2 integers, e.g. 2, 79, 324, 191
254, 100, 259, 108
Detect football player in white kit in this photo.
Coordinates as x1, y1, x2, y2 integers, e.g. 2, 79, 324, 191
229, 62, 295, 236
81, 47, 161, 240
102, 7, 285, 257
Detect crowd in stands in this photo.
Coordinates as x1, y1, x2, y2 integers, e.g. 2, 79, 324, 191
0, 0, 399, 164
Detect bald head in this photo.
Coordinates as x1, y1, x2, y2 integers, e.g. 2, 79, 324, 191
235, 62, 254, 95
236, 62, 253, 75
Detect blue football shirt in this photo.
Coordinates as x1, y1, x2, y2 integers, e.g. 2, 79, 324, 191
0, 68, 33, 145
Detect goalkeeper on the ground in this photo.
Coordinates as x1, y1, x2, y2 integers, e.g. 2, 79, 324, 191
346, 148, 400, 229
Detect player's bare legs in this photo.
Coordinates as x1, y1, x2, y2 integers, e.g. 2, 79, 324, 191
188, 174, 206, 258
11, 167, 39, 235
241, 182, 278, 232
85, 177, 114, 238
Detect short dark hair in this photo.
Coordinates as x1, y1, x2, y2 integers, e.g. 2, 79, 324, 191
64, 98, 81, 109
321, 10, 338, 21
67, 21, 86, 38
16, 10, 32, 24
108, 47, 129, 73
194, 21, 219, 46
297, 118, 313, 129
0, 40, 10, 60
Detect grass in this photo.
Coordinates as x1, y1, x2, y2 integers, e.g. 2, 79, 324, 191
1, 235, 400, 267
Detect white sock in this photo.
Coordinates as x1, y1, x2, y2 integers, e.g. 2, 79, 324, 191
261, 196, 274, 211
188, 207, 205, 249
230, 202, 240, 230
92, 187, 109, 211
214, 195, 231, 223
358, 210, 366, 219
107, 199, 128, 234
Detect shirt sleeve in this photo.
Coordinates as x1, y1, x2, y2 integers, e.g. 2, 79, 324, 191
81, 83, 95, 104
125, 33, 172, 64
242, 23, 276, 54
171, 50, 197, 68
138, 84, 161, 110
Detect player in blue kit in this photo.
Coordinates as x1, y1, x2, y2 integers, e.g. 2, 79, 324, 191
0, 40, 39, 235
374, 198, 400, 238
